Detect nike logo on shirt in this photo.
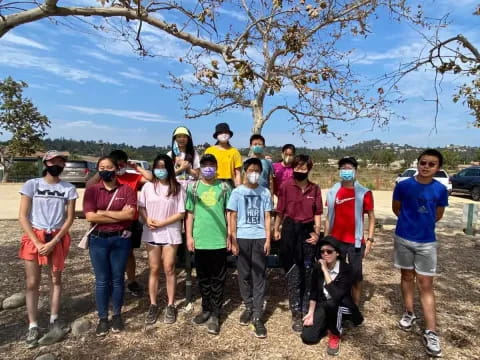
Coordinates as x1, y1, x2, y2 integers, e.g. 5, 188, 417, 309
335, 197, 355, 205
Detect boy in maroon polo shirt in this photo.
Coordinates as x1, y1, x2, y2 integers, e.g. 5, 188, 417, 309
274, 155, 322, 332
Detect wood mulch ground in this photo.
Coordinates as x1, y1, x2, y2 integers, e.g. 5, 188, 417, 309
0, 219, 479, 359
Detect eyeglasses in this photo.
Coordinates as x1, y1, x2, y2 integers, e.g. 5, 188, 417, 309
320, 249, 334, 255
419, 160, 438, 168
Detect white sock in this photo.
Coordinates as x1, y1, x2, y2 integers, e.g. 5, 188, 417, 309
29, 322, 38, 329
50, 314, 58, 324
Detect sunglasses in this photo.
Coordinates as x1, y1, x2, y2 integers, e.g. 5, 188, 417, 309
320, 249, 335, 255
419, 160, 438, 168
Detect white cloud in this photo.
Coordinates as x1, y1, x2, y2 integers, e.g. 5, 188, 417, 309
2, 33, 49, 50
63, 105, 177, 123
62, 120, 114, 130
73, 46, 122, 64
216, 8, 248, 21
119, 67, 159, 84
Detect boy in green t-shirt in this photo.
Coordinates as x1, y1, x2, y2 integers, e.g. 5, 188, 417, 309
186, 154, 232, 335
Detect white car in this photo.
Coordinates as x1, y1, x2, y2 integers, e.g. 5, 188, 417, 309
395, 168, 452, 194
126, 159, 151, 174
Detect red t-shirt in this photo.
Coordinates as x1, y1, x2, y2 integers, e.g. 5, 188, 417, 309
327, 187, 374, 244
117, 173, 143, 191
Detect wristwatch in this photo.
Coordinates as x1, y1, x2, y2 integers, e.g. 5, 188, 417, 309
367, 237, 375, 243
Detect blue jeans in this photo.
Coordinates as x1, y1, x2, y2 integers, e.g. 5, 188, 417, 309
89, 234, 131, 319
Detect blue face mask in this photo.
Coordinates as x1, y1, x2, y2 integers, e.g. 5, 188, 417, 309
339, 169, 355, 181
154, 168, 168, 180
251, 145, 264, 154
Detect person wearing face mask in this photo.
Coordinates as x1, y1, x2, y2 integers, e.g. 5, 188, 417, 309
185, 154, 232, 335
247, 134, 274, 193
325, 156, 375, 309
204, 123, 242, 187
83, 156, 137, 336
167, 126, 200, 186
227, 158, 273, 338
18, 150, 78, 349
274, 155, 323, 333
138, 155, 185, 325
272, 144, 296, 211
88, 149, 153, 298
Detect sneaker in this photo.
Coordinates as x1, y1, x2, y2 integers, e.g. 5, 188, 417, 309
251, 318, 267, 338
291, 312, 303, 333
164, 305, 177, 324
399, 311, 417, 332
111, 314, 124, 333
25, 327, 41, 349
327, 333, 341, 356
96, 318, 109, 337
38, 320, 66, 346
207, 314, 220, 335
423, 330, 442, 357
145, 304, 159, 325
127, 281, 142, 297
192, 311, 211, 325
239, 308, 253, 326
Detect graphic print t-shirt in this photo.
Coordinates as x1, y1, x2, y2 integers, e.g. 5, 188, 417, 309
227, 185, 273, 239
327, 187, 373, 245
393, 177, 448, 243
20, 178, 78, 231
185, 181, 231, 249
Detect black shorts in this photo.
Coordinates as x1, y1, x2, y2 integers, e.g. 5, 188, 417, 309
337, 241, 365, 283
130, 220, 143, 249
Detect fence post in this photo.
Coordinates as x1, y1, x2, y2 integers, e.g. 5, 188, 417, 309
37, 158, 43, 177
465, 204, 475, 236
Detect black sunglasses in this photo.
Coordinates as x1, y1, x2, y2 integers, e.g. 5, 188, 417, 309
419, 160, 438, 168
320, 249, 335, 255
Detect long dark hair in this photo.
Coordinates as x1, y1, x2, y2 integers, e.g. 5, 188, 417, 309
171, 127, 195, 165
153, 154, 180, 197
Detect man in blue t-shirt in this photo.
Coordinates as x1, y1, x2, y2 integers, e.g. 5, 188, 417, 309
228, 158, 272, 339
392, 149, 448, 358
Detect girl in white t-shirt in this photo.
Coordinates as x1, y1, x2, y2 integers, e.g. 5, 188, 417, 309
18, 150, 78, 348
167, 126, 200, 185
139, 154, 186, 325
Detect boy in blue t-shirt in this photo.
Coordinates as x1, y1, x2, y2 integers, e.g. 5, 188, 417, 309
247, 134, 274, 192
227, 158, 272, 338
392, 149, 448, 358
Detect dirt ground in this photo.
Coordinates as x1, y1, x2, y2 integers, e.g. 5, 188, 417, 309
0, 211, 479, 360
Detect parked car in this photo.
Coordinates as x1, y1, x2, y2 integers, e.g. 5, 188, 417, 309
60, 161, 97, 187
450, 166, 480, 201
395, 168, 452, 194
126, 159, 150, 174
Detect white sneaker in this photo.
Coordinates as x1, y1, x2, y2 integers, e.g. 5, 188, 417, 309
398, 311, 417, 331
423, 330, 442, 357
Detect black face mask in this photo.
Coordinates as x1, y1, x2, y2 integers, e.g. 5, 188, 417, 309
99, 170, 116, 182
293, 171, 308, 181
46, 165, 64, 177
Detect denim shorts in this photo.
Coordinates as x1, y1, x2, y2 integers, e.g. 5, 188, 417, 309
393, 235, 437, 276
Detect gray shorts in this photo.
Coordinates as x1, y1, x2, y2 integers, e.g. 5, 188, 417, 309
393, 235, 437, 276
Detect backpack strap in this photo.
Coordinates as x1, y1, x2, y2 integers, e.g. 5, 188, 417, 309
220, 181, 231, 209
191, 180, 200, 208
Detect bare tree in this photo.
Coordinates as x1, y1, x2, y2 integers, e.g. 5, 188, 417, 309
1, 0, 427, 136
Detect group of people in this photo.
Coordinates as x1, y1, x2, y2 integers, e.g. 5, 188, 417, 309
17, 122, 447, 358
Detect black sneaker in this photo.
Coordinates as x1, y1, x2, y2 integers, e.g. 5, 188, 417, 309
207, 314, 220, 335
239, 308, 253, 326
164, 305, 177, 324
251, 318, 267, 338
111, 314, 124, 333
145, 304, 159, 325
38, 320, 67, 345
127, 281, 142, 297
291, 312, 303, 333
96, 318, 109, 337
25, 327, 41, 349
192, 311, 211, 325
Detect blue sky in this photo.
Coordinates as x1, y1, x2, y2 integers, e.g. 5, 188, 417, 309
0, 0, 479, 149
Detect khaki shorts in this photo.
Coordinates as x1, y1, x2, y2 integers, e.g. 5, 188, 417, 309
393, 235, 437, 276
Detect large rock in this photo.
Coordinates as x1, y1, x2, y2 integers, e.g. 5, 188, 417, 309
35, 354, 56, 360
71, 317, 91, 336
2, 292, 26, 309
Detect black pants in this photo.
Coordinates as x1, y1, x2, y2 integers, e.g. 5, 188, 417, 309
237, 238, 267, 318
301, 302, 346, 344
280, 218, 317, 314
195, 248, 227, 316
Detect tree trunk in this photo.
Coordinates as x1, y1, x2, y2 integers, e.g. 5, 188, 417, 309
251, 100, 265, 134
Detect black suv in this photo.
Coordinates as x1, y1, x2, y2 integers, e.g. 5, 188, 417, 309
450, 166, 480, 201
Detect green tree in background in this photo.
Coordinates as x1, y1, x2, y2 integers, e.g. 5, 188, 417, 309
442, 150, 461, 169
0, 77, 50, 182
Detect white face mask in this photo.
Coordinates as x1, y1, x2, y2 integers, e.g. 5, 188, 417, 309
246, 172, 260, 184
116, 167, 127, 176
217, 134, 230, 143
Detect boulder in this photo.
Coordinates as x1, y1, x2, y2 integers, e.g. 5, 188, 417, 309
71, 317, 91, 336
2, 292, 26, 309
35, 354, 56, 360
